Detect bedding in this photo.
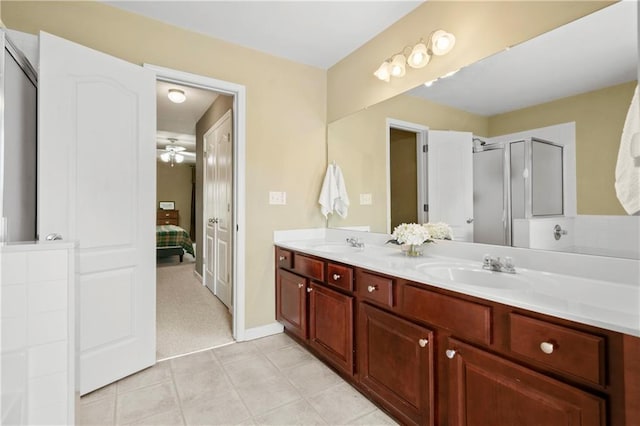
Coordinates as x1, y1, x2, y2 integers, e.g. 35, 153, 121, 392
156, 225, 195, 257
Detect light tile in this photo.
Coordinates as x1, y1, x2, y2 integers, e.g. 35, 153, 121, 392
1, 252, 27, 285
308, 383, 376, 424
1, 284, 26, 317
348, 409, 399, 425
126, 408, 184, 426
28, 280, 67, 313
282, 359, 343, 397
254, 399, 327, 425
223, 353, 280, 386
181, 388, 251, 425
27, 250, 68, 282
265, 344, 313, 370
173, 366, 229, 404
117, 360, 172, 394
212, 340, 258, 365
80, 382, 116, 405
252, 333, 296, 354
1, 352, 27, 393
77, 396, 115, 426
28, 309, 66, 346
28, 340, 67, 378
169, 349, 218, 376
116, 381, 180, 425
235, 375, 302, 417
28, 371, 67, 409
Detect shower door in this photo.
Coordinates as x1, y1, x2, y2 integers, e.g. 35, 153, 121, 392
473, 146, 509, 245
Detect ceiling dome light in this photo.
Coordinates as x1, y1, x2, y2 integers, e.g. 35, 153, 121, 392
390, 54, 406, 77
431, 30, 456, 56
167, 89, 186, 104
407, 42, 430, 69
374, 60, 392, 82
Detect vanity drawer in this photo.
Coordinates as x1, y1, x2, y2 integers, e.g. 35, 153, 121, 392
402, 285, 492, 345
509, 314, 605, 385
357, 270, 394, 308
294, 254, 325, 282
327, 263, 353, 292
276, 248, 293, 269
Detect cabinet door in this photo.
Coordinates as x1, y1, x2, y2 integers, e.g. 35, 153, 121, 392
446, 338, 605, 426
309, 283, 354, 375
358, 303, 434, 426
276, 269, 308, 340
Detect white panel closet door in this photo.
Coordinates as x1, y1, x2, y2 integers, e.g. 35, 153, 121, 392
38, 32, 156, 394
428, 130, 474, 241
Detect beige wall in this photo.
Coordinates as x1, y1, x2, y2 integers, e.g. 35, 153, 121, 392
390, 129, 417, 230
157, 162, 193, 233
327, 1, 612, 122
328, 93, 487, 232
195, 95, 233, 275
489, 81, 636, 215
3, 1, 327, 330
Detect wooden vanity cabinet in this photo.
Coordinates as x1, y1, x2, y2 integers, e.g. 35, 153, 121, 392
275, 269, 308, 341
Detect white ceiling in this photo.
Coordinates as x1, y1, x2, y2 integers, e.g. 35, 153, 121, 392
103, 0, 424, 69
407, 1, 638, 116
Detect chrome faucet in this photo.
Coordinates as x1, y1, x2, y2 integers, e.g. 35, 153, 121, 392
482, 254, 516, 274
346, 236, 365, 248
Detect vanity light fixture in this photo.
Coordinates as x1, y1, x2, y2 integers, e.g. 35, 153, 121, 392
167, 88, 186, 104
373, 29, 456, 82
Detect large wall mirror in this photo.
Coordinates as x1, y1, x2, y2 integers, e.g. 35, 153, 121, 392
327, 1, 639, 259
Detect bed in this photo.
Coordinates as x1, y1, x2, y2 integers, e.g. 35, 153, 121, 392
156, 225, 195, 262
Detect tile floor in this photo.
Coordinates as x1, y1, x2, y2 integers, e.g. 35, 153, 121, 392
79, 333, 398, 425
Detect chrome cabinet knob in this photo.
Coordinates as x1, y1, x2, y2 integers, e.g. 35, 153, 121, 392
367, 285, 377, 293
45, 233, 63, 241
332, 273, 341, 280
445, 349, 457, 359
418, 338, 429, 347
306, 287, 313, 293
297, 283, 304, 289
540, 341, 555, 354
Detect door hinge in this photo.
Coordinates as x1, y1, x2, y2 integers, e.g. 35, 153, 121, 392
424, 204, 429, 212
423, 145, 428, 153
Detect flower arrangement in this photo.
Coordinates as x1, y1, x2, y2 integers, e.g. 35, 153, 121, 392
387, 222, 452, 256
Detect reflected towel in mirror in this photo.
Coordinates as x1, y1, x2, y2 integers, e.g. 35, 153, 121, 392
615, 84, 640, 215
318, 163, 350, 218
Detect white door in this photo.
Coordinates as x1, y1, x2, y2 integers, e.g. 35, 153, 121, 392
428, 130, 474, 241
204, 111, 233, 309
38, 32, 156, 394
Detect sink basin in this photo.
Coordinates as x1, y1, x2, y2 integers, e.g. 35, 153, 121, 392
416, 263, 530, 290
309, 243, 364, 254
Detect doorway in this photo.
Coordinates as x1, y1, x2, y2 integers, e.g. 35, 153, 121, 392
148, 64, 247, 360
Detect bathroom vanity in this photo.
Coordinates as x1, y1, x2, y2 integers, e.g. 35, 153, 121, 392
274, 234, 639, 425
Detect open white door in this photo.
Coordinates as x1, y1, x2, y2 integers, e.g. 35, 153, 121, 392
428, 130, 473, 241
38, 32, 156, 394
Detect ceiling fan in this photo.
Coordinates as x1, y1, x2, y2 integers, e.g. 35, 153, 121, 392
159, 138, 193, 166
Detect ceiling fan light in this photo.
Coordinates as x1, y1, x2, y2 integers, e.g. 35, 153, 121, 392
407, 42, 430, 68
431, 30, 456, 56
160, 152, 170, 162
175, 154, 184, 163
374, 61, 391, 82
390, 54, 406, 77
168, 89, 186, 104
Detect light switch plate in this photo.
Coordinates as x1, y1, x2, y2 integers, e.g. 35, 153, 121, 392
360, 193, 372, 205
269, 191, 287, 205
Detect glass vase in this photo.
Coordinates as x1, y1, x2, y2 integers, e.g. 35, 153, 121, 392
403, 244, 424, 257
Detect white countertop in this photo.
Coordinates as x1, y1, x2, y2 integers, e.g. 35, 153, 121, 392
275, 230, 640, 337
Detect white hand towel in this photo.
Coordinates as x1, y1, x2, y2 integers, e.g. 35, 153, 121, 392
333, 164, 350, 218
318, 164, 337, 218
615, 84, 640, 215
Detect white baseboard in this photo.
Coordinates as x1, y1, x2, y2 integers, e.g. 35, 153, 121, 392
239, 322, 284, 341
193, 269, 202, 283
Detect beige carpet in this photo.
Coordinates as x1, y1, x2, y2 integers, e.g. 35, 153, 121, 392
156, 261, 234, 360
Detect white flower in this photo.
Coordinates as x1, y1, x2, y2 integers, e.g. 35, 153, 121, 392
392, 223, 432, 246
424, 222, 453, 240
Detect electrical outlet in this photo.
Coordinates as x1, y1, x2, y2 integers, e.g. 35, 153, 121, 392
269, 191, 287, 205
360, 193, 372, 205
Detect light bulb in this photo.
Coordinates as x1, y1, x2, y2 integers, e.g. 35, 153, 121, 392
167, 89, 186, 103
390, 54, 406, 77
407, 42, 430, 68
160, 152, 170, 162
373, 61, 391, 82
431, 30, 456, 56
175, 154, 184, 163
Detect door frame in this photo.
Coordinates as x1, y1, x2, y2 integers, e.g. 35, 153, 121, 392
144, 64, 247, 341
386, 118, 429, 233
202, 110, 233, 309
